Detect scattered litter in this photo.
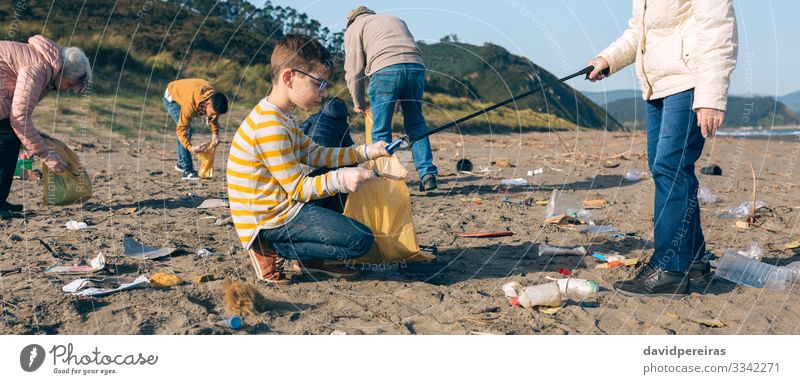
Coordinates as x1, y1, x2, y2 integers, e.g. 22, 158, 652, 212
214, 215, 233, 226
65, 220, 88, 230
719, 200, 767, 219
493, 159, 515, 168
123, 237, 178, 260
454, 231, 514, 238
623, 169, 643, 181
738, 241, 764, 261
697, 187, 718, 204
456, 159, 473, 172
498, 197, 534, 207
537, 244, 587, 257
582, 199, 608, 209
45, 252, 105, 274
117, 207, 138, 215
330, 330, 348, 335
534, 200, 548, 206
558, 267, 572, 276
212, 316, 242, 330
149, 272, 183, 288
573, 225, 626, 237
197, 248, 213, 257
735, 221, 750, 229
786, 262, 800, 283
62, 275, 150, 297
503, 278, 599, 310
460, 197, 482, 205
700, 164, 723, 176
197, 199, 229, 209
666, 312, 726, 328
192, 274, 216, 284
499, 178, 528, 187
603, 161, 620, 168
0, 267, 22, 277
527, 168, 543, 176
592, 252, 639, 268
715, 250, 787, 290
544, 190, 582, 219
785, 240, 800, 250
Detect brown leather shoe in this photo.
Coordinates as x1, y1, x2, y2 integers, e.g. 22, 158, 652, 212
300, 260, 359, 279
247, 242, 291, 285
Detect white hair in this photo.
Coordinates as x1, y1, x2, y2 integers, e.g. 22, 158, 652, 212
60, 47, 92, 92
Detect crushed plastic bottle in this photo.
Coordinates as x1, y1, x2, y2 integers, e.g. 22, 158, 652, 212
697, 186, 718, 204
719, 200, 768, 219
623, 169, 643, 181
785, 261, 800, 284
714, 250, 788, 290
544, 190, 583, 219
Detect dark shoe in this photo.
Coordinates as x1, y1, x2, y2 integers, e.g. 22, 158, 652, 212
689, 259, 712, 284
614, 263, 689, 298
419, 174, 437, 192
1, 201, 23, 212
300, 260, 359, 279
182, 170, 200, 180
0, 209, 23, 220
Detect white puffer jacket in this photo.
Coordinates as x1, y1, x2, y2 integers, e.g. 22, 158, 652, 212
597, 0, 737, 111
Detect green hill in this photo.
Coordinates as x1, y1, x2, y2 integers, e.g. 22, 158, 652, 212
1, 0, 620, 133
778, 90, 800, 114
605, 95, 800, 130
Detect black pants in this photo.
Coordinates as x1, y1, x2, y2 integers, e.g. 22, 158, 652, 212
0, 119, 22, 204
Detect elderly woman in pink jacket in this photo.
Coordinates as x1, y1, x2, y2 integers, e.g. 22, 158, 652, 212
587, 0, 737, 297
0, 35, 91, 219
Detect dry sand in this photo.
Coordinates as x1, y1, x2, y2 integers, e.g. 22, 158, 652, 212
1, 106, 799, 335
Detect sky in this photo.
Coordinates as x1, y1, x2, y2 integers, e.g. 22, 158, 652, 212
271, 0, 799, 97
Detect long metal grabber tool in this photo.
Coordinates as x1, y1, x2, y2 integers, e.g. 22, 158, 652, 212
384, 65, 608, 154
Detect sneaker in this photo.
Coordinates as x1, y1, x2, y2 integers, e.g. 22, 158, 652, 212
613, 263, 690, 298
1, 201, 23, 212
174, 163, 185, 173
181, 170, 200, 180
419, 174, 438, 192
299, 260, 359, 279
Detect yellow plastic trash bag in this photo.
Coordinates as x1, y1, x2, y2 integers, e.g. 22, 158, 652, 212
341, 110, 434, 264
41, 133, 92, 206
196, 143, 217, 179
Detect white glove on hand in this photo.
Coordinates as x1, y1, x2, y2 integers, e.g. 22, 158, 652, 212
365, 140, 390, 160
210, 134, 220, 147
191, 142, 209, 153
333, 167, 376, 193
40, 152, 66, 173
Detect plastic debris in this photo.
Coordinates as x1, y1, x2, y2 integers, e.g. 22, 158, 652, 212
123, 237, 178, 260
500, 178, 528, 187
527, 168, 544, 176
544, 190, 583, 220
573, 225, 626, 237
700, 164, 723, 176
785, 240, 800, 250
150, 272, 183, 288
502, 278, 599, 309
623, 169, 643, 181
551, 278, 599, 301
330, 330, 348, 335
558, 267, 572, 276
214, 215, 233, 226
213, 316, 242, 330
493, 159, 514, 168
592, 252, 639, 268
454, 231, 514, 238
697, 186, 718, 204
65, 220, 88, 230
197, 199, 229, 209
117, 207, 138, 215
62, 275, 150, 297
460, 197, 482, 205
192, 274, 216, 283
456, 159, 473, 172
786, 261, 800, 283
538, 244, 587, 257
715, 250, 787, 290
197, 248, 213, 257
45, 252, 105, 274
582, 199, 608, 209
739, 241, 763, 261
719, 200, 767, 219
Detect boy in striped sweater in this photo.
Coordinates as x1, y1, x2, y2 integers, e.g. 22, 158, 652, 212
227, 34, 389, 284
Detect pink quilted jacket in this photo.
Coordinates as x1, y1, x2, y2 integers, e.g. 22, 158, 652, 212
0, 35, 62, 157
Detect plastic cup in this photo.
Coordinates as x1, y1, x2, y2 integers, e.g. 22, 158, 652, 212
215, 316, 242, 329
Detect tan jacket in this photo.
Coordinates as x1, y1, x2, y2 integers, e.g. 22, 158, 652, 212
597, 0, 737, 111
344, 14, 424, 109
0, 35, 62, 157
166, 78, 219, 150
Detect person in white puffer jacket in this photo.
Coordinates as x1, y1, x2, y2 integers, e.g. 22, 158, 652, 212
587, 0, 737, 298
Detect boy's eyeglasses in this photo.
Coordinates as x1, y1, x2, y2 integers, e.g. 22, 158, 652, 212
291, 68, 328, 92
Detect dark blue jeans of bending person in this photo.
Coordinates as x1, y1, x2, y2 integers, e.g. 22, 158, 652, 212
368, 63, 437, 179
163, 96, 194, 172
646, 88, 706, 273
257, 204, 374, 262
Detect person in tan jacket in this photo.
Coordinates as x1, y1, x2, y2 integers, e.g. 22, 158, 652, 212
163, 78, 228, 180
587, 0, 737, 297
0, 35, 92, 219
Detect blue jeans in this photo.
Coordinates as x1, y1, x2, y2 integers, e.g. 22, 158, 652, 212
368, 63, 437, 178
646, 88, 706, 272
163, 96, 194, 172
257, 204, 373, 262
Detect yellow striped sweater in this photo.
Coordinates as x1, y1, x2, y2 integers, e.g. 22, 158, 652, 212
226, 99, 369, 250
